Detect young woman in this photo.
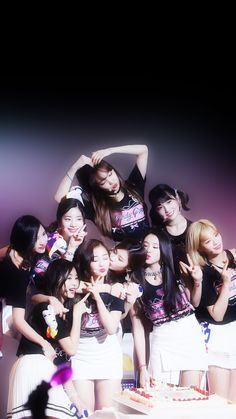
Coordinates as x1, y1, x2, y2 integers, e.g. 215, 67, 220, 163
149, 184, 192, 271
0, 215, 55, 357
7, 258, 89, 418
47, 197, 87, 262
71, 239, 125, 412
182, 219, 236, 402
55, 145, 150, 242
130, 229, 207, 388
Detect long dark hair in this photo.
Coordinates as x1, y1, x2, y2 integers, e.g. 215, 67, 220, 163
8, 215, 45, 269
149, 184, 190, 227
42, 259, 80, 311
74, 239, 109, 282
83, 160, 144, 237
108, 238, 146, 284
141, 228, 182, 314
47, 197, 85, 233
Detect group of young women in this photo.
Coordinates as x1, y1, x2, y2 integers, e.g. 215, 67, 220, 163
1, 143, 236, 418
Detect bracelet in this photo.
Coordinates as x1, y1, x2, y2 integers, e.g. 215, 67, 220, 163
66, 172, 73, 181
194, 281, 202, 287
138, 364, 146, 370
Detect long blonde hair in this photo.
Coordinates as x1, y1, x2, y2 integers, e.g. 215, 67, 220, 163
186, 219, 219, 267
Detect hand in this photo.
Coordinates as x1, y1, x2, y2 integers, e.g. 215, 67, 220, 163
74, 292, 91, 315
139, 366, 150, 389
73, 154, 94, 170
91, 148, 112, 165
125, 282, 143, 304
41, 341, 56, 362
213, 259, 232, 285
68, 224, 87, 249
48, 296, 69, 317
109, 282, 127, 299
179, 253, 203, 286
85, 277, 102, 301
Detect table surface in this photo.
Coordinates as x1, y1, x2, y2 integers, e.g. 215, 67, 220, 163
113, 394, 236, 419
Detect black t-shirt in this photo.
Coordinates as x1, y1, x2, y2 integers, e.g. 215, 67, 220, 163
195, 250, 236, 325
17, 302, 71, 359
77, 164, 150, 242
161, 220, 192, 273
0, 257, 31, 308
80, 292, 125, 337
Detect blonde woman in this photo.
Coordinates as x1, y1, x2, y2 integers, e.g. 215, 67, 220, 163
181, 219, 236, 401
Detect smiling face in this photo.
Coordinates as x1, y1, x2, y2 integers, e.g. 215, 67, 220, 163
95, 168, 120, 194
34, 225, 48, 254
109, 248, 129, 272
155, 196, 180, 223
199, 227, 223, 259
62, 267, 79, 300
143, 233, 161, 266
90, 244, 110, 280
60, 207, 84, 240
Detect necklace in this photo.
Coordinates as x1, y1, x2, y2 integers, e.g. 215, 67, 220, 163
145, 268, 162, 278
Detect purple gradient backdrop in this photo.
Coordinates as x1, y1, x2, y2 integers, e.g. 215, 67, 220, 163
0, 79, 236, 416
0, 101, 235, 248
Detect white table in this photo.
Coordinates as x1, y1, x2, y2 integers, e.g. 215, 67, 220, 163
113, 395, 236, 419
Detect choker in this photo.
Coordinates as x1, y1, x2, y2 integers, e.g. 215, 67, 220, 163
145, 268, 162, 277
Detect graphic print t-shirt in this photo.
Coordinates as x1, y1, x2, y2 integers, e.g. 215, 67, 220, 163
196, 251, 236, 325
78, 164, 150, 242
141, 280, 193, 326
80, 293, 125, 337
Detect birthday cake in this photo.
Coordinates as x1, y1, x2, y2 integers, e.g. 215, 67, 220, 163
114, 385, 228, 414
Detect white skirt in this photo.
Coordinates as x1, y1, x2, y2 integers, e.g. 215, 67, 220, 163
71, 332, 123, 380
7, 354, 75, 419
149, 314, 208, 383
201, 320, 236, 369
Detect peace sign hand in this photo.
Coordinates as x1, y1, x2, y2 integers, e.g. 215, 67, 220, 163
179, 253, 203, 286
85, 277, 102, 301
74, 292, 91, 315
212, 259, 232, 285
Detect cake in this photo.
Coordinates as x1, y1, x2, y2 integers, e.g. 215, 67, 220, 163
114, 384, 228, 414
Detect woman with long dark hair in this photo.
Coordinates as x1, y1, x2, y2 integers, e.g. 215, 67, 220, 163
55, 144, 150, 243
130, 229, 207, 388
7, 258, 89, 418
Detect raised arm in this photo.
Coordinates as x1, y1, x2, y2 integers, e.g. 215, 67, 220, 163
54, 155, 93, 203
59, 293, 89, 356
91, 145, 148, 179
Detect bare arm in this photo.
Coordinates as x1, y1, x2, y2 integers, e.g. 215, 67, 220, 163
55, 155, 93, 203
207, 262, 231, 321
91, 144, 148, 179
59, 293, 89, 356
179, 254, 203, 307
129, 305, 148, 387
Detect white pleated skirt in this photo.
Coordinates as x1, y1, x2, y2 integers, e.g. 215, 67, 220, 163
7, 354, 75, 419
149, 314, 208, 384
201, 320, 236, 369
71, 332, 123, 380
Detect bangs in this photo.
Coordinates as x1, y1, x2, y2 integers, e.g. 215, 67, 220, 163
200, 225, 218, 241
155, 192, 175, 207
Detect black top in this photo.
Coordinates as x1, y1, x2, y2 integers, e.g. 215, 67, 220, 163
0, 257, 31, 308
17, 302, 71, 360
195, 250, 236, 325
80, 292, 125, 337
77, 164, 150, 242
